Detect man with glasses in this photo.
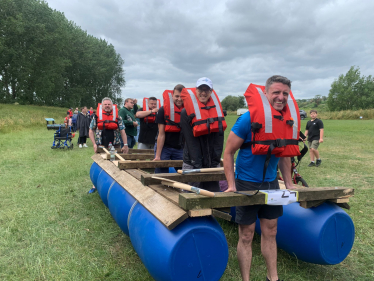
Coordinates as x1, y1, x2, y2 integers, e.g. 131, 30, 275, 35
118, 98, 138, 149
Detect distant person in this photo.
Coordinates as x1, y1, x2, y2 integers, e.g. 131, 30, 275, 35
154, 84, 185, 173
64, 114, 72, 127
67, 108, 73, 118
133, 99, 141, 142
88, 107, 94, 116
305, 109, 324, 167
118, 98, 138, 149
89, 97, 128, 153
76, 106, 91, 148
72, 110, 78, 132
135, 97, 159, 149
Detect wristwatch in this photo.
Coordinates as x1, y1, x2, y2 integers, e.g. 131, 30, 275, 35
123, 144, 128, 146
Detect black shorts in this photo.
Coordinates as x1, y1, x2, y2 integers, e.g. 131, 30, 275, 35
235, 178, 283, 225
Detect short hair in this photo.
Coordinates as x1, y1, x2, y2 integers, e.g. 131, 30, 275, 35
124, 98, 133, 104
173, 84, 185, 94
102, 97, 112, 104
265, 75, 291, 91
148, 97, 157, 101
310, 109, 317, 114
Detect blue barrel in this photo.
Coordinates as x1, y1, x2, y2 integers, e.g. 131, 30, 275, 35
107, 182, 136, 236
90, 162, 229, 281
255, 202, 355, 265
129, 203, 228, 281
96, 170, 115, 208
89, 162, 103, 188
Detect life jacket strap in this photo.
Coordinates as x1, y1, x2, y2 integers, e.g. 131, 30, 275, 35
165, 119, 180, 128
201, 105, 216, 110
192, 117, 225, 135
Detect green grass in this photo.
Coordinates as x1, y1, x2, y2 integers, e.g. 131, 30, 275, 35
1, 105, 374, 280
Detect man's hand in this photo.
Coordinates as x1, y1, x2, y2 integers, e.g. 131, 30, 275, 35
121, 145, 129, 154
319, 138, 323, 143
133, 121, 138, 127
152, 108, 159, 113
285, 183, 298, 190
153, 156, 160, 161
93, 144, 97, 153
133, 99, 137, 104
224, 185, 237, 193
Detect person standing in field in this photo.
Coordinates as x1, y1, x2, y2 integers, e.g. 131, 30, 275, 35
180, 77, 227, 192
224, 75, 298, 281
118, 98, 138, 149
305, 109, 324, 167
72, 110, 78, 132
135, 97, 159, 150
153, 84, 185, 173
76, 106, 91, 148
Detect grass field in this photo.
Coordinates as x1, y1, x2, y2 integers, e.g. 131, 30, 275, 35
1, 104, 374, 280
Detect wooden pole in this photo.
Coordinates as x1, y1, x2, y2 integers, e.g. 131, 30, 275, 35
152, 176, 215, 197
177, 167, 225, 174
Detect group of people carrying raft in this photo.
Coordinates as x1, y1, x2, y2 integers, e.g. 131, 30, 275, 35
89, 75, 301, 281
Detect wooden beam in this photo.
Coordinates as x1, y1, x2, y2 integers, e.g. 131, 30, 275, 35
212, 209, 232, 221
125, 169, 148, 181
178, 187, 354, 210
91, 154, 188, 230
117, 154, 154, 160
128, 148, 154, 154
147, 184, 180, 206
299, 200, 325, 209
118, 160, 183, 170
188, 209, 212, 217
141, 171, 227, 185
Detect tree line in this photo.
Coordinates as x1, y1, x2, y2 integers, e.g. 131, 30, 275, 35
0, 0, 125, 107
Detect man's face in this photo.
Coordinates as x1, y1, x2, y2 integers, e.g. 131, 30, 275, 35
196, 85, 213, 104
265, 82, 290, 111
102, 100, 113, 112
173, 90, 183, 107
125, 99, 134, 109
310, 112, 317, 119
82, 107, 87, 114
148, 100, 157, 110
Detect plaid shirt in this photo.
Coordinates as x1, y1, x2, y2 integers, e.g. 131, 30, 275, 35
89, 116, 126, 146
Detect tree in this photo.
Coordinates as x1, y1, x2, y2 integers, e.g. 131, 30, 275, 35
221, 95, 245, 111
327, 66, 374, 111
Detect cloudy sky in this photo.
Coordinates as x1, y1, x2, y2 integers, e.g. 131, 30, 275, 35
45, 0, 374, 102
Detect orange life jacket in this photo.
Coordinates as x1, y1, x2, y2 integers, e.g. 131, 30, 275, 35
96, 103, 119, 130
163, 90, 184, 132
181, 88, 227, 137
142, 98, 161, 123
241, 84, 301, 158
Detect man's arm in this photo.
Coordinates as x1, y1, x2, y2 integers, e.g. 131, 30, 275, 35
89, 129, 97, 153
319, 128, 324, 143
136, 108, 159, 119
304, 129, 308, 140
120, 129, 129, 154
278, 157, 297, 190
223, 131, 244, 192
154, 124, 165, 160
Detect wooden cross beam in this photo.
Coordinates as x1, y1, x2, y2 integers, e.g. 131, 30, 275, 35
178, 187, 354, 210
118, 160, 183, 170
141, 171, 227, 185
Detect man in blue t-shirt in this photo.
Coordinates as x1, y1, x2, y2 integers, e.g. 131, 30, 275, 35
223, 75, 297, 281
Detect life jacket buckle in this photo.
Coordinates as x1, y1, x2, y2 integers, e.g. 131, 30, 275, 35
207, 118, 215, 124
275, 138, 286, 147
286, 120, 294, 127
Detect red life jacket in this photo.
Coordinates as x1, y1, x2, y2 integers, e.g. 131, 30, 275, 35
142, 98, 161, 123
241, 84, 301, 158
181, 88, 227, 137
163, 90, 184, 132
68, 109, 73, 118
96, 103, 119, 130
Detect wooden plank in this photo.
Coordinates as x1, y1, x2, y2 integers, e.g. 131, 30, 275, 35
336, 203, 350, 210
125, 169, 148, 181
329, 198, 350, 203
147, 184, 180, 206
188, 209, 212, 217
97, 147, 121, 153
300, 200, 325, 209
117, 154, 154, 160
91, 154, 188, 230
118, 160, 183, 170
141, 172, 226, 185
212, 209, 232, 221
178, 187, 354, 210
128, 148, 154, 154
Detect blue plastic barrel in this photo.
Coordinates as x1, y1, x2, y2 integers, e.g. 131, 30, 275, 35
255, 202, 355, 265
89, 162, 103, 188
96, 170, 115, 208
129, 204, 228, 281
107, 182, 136, 236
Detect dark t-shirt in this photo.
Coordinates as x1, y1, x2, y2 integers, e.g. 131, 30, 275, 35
306, 118, 324, 141
138, 108, 158, 144
155, 106, 182, 149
